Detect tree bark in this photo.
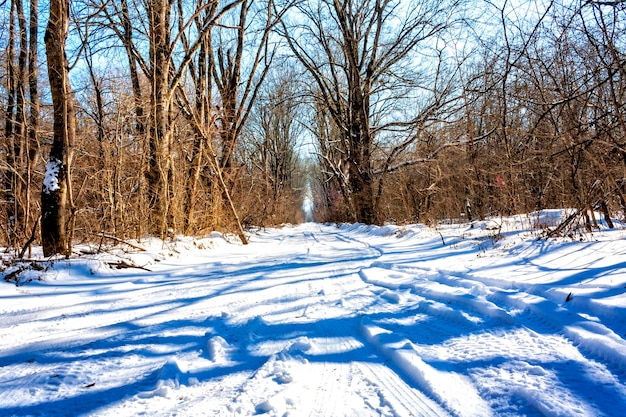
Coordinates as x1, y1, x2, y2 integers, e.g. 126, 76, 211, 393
120, 0, 146, 137
184, 28, 211, 234
3, 0, 30, 246
147, 0, 173, 238
42, 0, 74, 257
26, 0, 40, 243
4, 0, 17, 245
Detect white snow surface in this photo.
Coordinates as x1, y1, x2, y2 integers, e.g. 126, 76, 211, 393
1, 211, 625, 416
42, 160, 61, 193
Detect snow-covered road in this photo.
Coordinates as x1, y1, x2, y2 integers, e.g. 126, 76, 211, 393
1, 217, 625, 416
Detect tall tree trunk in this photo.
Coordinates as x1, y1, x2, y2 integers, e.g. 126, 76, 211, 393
147, 91, 172, 238
184, 33, 210, 234
4, 0, 17, 245
26, 0, 40, 246
2, 0, 29, 246
42, 0, 74, 257
147, 0, 173, 238
12, 0, 29, 243
120, 0, 145, 137
347, 63, 375, 224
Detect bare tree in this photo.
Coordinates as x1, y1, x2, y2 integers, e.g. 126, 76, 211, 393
3, 0, 19, 246
2, 0, 31, 247
180, 3, 215, 235
92, 0, 148, 137
25, 0, 40, 248
1, 0, 41, 252
281, 0, 462, 224
142, 0, 243, 237
42, 0, 75, 256
208, 0, 291, 193
173, 0, 293, 239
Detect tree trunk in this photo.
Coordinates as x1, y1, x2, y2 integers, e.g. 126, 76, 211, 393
120, 0, 145, 137
147, 0, 173, 238
184, 34, 210, 234
12, 0, 28, 243
3, 0, 30, 246
42, 0, 74, 257
26, 0, 40, 247
4, 0, 17, 245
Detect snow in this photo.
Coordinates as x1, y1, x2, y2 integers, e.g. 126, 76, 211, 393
42, 160, 62, 193
1, 212, 625, 416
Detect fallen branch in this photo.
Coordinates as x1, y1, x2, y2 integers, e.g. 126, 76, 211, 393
97, 234, 147, 252
543, 208, 582, 239
3, 261, 46, 284
107, 260, 151, 271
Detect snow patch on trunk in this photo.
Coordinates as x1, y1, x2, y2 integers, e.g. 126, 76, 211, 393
43, 160, 62, 193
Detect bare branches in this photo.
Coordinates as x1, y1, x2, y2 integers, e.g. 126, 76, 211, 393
281, 0, 463, 223
374, 129, 496, 175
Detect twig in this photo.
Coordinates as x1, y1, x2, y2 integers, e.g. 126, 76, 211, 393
19, 218, 40, 259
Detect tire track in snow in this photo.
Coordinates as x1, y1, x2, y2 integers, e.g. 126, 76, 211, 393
283, 225, 451, 417
357, 266, 513, 345
0, 362, 55, 409
300, 227, 469, 415
406, 269, 626, 382
353, 264, 495, 416
301, 312, 450, 417
486, 289, 626, 411
306, 359, 351, 416
358, 362, 451, 417
356, 257, 621, 416
359, 316, 492, 417
488, 287, 626, 377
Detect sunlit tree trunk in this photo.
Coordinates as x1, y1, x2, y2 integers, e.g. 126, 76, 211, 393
4, 0, 33, 247
42, 0, 74, 256
183, 29, 211, 234
26, 0, 40, 250
4, 0, 17, 246
146, 0, 173, 237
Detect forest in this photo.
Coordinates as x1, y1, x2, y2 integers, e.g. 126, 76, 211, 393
1, 0, 625, 256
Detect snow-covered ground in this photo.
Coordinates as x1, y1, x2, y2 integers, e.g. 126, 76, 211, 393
1, 211, 625, 416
